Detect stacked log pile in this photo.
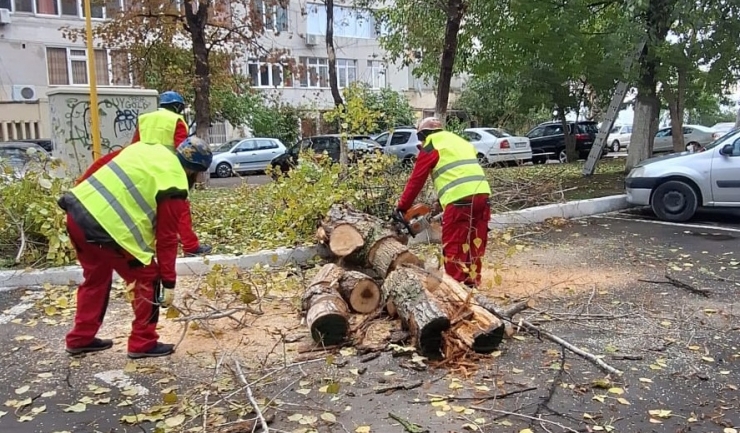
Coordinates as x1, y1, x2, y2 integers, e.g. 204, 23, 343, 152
302, 204, 506, 358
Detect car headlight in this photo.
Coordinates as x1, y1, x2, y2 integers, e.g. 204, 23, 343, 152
627, 166, 645, 178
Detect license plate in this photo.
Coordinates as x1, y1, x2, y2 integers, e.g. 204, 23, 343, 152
515, 142, 526, 148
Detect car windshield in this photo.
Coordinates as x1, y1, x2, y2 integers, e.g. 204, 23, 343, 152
577, 123, 599, 134
214, 140, 239, 152
0, 147, 33, 170
704, 128, 740, 150
484, 128, 511, 138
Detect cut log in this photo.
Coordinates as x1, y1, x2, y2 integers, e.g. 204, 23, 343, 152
383, 267, 451, 357
385, 296, 398, 318
368, 237, 423, 278
399, 265, 505, 354
338, 270, 382, 314
302, 264, 350, 345
318, 204, 408, 264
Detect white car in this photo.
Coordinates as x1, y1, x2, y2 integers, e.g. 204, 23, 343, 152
711, 122, 736, 136
653, 124, 716, 153
607, 124, 632, 152
625, 128, 740, 222
462, 128, 532, 166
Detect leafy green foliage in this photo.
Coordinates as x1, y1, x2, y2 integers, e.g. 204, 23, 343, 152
249, 97, 301, 147
363, 87, 417, 132
0, 151, 75, 267
324, 83, 382, 136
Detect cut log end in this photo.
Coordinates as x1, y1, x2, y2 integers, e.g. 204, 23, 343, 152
419, 317, 451, 357
310, 314, 350, 346
472, 325, 506, 353
348, 280, 381, 314
328, 224, 365, 257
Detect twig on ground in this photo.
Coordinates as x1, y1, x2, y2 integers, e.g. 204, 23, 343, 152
374, 380, 424, 394
233, 360, 270, 433
610, 354, 643, 360
409, 386, 537, 404
469, 407, 579, 433
638, 275, 711, 297
14, 221, 26, 264
174, 307, 261, 322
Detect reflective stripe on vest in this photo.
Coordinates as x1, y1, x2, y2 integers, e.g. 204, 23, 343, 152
427, 130, 492, 208
137, 108, 185, 148
71, 142, 189, 264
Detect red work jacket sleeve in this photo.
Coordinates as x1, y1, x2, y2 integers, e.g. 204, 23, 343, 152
131, 127, 140, 144
173, 120, 189, 148
179, 200, 201, 253
397, 148, 439, 211
156, 198, 188, 287
76, 149, 122, 185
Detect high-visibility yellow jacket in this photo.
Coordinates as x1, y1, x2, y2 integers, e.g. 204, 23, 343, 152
137, 108, 187, 149
65, 141, 189, 265
423, 130, 491, 208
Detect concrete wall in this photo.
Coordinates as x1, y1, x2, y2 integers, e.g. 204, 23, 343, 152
48, 87, 158, 176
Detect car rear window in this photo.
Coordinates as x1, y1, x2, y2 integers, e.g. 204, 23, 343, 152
484, 128, 511, 138
577, 123, 599, 134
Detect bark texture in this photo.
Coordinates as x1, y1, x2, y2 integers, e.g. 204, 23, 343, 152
301, 264, 350, 345
434, 0, 465, 123
338, 270, 382, 314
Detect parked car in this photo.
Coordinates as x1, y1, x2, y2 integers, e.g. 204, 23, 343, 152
652, 124, 716, 154
18, 138, 53, 153
525, 121, 606, 164
0, 142, 50, 181
625, 128, 740, 222
607, 125, 632, 152
462, 127, 532, 166
271, 135, 382, 173
711, 122, 736, 137
208, 138, 286, 178
372, 128, 420, 163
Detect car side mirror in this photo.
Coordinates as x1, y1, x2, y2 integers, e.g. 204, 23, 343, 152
720, 144, 734, 156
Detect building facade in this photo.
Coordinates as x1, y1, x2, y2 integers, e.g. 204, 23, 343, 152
0, 0, 463, 142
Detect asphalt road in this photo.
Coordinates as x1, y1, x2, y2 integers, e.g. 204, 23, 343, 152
208, 173, 271, 188
0, 205, 738, 432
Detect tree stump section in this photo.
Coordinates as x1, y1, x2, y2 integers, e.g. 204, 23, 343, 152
383, 267, 451, 357
301, 264, 350, 345
338, 270, 382, 314
368, 237, 423, 278
400, 265, 505, 353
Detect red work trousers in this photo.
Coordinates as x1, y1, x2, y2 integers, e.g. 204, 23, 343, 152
441, 194, 491, 287
65, 215, 161, 353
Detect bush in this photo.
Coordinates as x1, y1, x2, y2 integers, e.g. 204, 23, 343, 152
0, 150, 75, 268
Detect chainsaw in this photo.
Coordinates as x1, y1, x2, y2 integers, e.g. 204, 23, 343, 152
391, 203, 442, 237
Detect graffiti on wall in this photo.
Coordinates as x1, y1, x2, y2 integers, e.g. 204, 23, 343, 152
49, 94, 156, 175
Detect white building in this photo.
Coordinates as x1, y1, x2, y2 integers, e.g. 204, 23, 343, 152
0, 0, 463, 142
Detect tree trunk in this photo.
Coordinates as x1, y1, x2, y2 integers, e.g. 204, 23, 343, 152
434, 0, 465, 124
337, 270, 382, 314
368, 237, 423, 278
324, 0, 348, 165
301, 263, 350, 345
383, 267, 451, 357
185, 3, 211, 187
669, 68, 687, 153
558, 109, 577, 163
625, 0, 673, 171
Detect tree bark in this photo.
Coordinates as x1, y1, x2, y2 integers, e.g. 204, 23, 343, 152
434, 0, 465, 124
185, 2, 211, 187
324, 0, 348, 165
301, 263, 350, 345
668, 68, 687, 153
558, 108, 577, 162
337, 270, 382, 314
383, 266, 451, 357
626, 96, 659, 171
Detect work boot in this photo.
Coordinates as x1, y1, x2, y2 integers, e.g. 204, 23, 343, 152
66, 338, 113, 355
184, 244, 212, 257
127, 342, 175, 359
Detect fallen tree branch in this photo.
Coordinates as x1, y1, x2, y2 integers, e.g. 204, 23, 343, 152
410, 386, 537, 403
664, 274, 711, 297
174, 307, 261, 322
374, 380, 424, 394
478, 298, 623, 376
14, 221, 26, 264
233, 359, 270, 433
469, 406, 580, 433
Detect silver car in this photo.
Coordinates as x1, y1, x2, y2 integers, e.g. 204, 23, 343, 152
625, 128, 740, 222
372, 128, 421, 163
209, 138, 286, 178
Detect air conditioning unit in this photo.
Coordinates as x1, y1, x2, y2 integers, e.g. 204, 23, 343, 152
305, 34, 318, 46
12, 85, 38, 102
0, 8, 11, 25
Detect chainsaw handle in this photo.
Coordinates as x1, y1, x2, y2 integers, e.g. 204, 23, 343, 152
391, 208, 413, 233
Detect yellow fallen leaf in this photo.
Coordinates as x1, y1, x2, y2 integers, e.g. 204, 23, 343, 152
607, 387, 624, 395
355, 427, 371, 433
62, 402, 86, 413
519, 429, 534, 433
164, 414, 185, 428
295, 389, 311, 396
687, 345, 701, 351
321, 412, 336, 423
436, 410, 447, 417
452, 406, 466, 413
723, 428, 737, 433
701, 356, 715, 363
648, 409, 672, 419
15, 386, 30, 395
638, 378, 653, 383
512, 368, 523, 374
617, 397, 630, 405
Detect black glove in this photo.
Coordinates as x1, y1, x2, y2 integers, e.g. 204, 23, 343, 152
184, 244, 212, 257
391, 208, 405, 223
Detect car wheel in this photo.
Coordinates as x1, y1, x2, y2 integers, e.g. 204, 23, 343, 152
532, 154, 546, 165
477, 153, 488, 167
686, 141, 700, 152
650, 180, 698, 222
611, 140, 620, 152
558, 149, 568, 164
215, 162, 232, 178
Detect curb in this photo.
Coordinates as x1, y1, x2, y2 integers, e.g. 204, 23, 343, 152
489, 194, 633, 230
0, 246, 320, 290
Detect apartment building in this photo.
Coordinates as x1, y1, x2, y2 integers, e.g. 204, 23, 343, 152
0, 0, 462, 142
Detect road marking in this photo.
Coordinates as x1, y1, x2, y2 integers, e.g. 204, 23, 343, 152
94, 370, 150, 396
0, 303, 35, 324
593, 215, 740, 233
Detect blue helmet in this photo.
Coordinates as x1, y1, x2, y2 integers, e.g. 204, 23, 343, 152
177, 137, 213, 172
159, 91, 185, 107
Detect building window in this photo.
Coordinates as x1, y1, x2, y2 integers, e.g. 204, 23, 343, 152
336, 59, 357, 88
14, 0, 121, 18
247, 58, 286, 88
12, 0, 34, 13
46, 47, 115, 86
306, 3, 377, 39
110, 51, 132, 86
299, 57, 329, 88
253, 0, 288, 32
367, 60, 386, 89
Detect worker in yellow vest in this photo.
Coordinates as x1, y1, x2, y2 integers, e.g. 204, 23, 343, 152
131, 91, 189, 147
58, 137, 213, 359
396, 117, 492, 287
